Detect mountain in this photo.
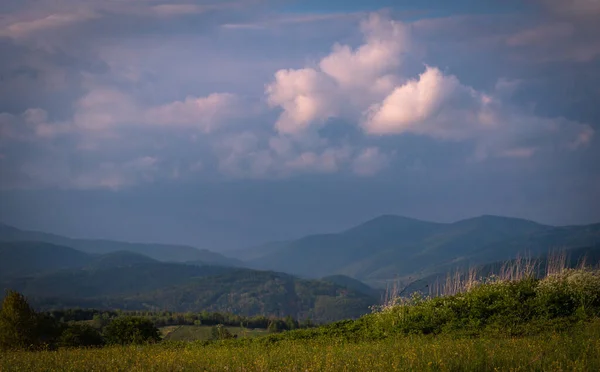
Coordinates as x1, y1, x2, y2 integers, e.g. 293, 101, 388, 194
1, 263, 376, 323
1, 262, 233, 299
235, 215, 600, 286
86, 250, 157, 270
320, 275, 381, 298
0, 241, 92, 278
243, 215, 442, 279
0, 223, 241, 266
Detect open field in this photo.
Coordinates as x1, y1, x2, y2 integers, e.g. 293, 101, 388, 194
2, 320, 600, 371
160, 325, 268, 341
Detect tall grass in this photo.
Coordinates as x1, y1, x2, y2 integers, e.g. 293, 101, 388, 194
3, 320, 600, 371
427, 249, 593, 299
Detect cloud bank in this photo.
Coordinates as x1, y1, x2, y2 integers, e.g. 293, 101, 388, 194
0, 7, 596, 189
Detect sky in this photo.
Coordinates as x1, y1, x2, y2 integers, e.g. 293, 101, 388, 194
0, 0, 599, 250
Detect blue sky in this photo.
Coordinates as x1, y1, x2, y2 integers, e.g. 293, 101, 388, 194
0, 0, 599, 250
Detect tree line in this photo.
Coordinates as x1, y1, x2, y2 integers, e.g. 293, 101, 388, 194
1, 290, 313, 350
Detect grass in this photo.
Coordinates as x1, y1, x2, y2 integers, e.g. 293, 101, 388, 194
2, 320, 600, 371
159, 325, 267, 341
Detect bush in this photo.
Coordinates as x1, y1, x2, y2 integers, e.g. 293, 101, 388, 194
104, 317, 161, 345
58, 324, 104, 348
536, 269, 600, 318
211, 324, 235, 340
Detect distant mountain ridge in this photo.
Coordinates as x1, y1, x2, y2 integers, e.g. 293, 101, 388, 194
233, 215, 600, 286
0, 239, 378, 323
0, 222, 241, 266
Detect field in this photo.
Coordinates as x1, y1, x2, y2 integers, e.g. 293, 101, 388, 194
159, 325, 268, 341
2, 320, 600, 371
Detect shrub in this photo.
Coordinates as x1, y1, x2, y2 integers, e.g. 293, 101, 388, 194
211, 324, 235, 340
58, 324, 104, 348
371, 269, 600, 338
104, 317, 161, 345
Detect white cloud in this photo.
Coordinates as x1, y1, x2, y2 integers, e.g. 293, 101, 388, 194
352, 147, 389, 176
363, 67, 474, 138
265, 12, 593, 161
24, 88, 239, 138
265, 13, 408, 135
1, 12, 99, 39
146, 93, 237, 131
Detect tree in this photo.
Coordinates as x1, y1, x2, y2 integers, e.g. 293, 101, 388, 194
0, 290, 48, 350
103, 316, 161, 345
210, 324, 235, 340
58, 323, 104, 348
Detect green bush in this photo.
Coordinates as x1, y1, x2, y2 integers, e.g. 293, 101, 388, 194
58, 324, 104, 348
262, 269, 600, 344
371, 270, 600, 338
104, 317, 161, 345
210, 324, 235, 340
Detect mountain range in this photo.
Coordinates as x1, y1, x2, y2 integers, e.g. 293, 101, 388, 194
1, 214, 599, 321
233, 215, 600, 286
0, 236, 377, 323
0, 223, 240, 266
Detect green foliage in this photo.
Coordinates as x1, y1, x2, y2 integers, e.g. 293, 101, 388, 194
0, 290, 65, 350
103, 316, 161, 345
58, 324, 104, 348
370, 269, 600, 338
0, 290, 42, 350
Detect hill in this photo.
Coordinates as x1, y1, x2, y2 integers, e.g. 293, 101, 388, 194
236, 215, 600, 286
0, 223, 240, 266
0, 260, 376, 323
320, 275, 380, 298
0, 241, 92, 278
115, 270, 376, 323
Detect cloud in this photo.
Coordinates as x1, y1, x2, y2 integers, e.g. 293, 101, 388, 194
1, 12, 99, 39
363, 67, 472, 138
352, 147, 390, 176
537, 0, 600, 18
1, 8, 597, 190
146, 93, 238, 130
266, 13, 408, 135
28, 88, 239, 138
222, 12, 362, 30
151, 4, 207, 17
265, 13, 594, 161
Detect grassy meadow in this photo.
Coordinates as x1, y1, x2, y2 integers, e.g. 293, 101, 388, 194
160, 325, 268, 341
2, 321, 600, 371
